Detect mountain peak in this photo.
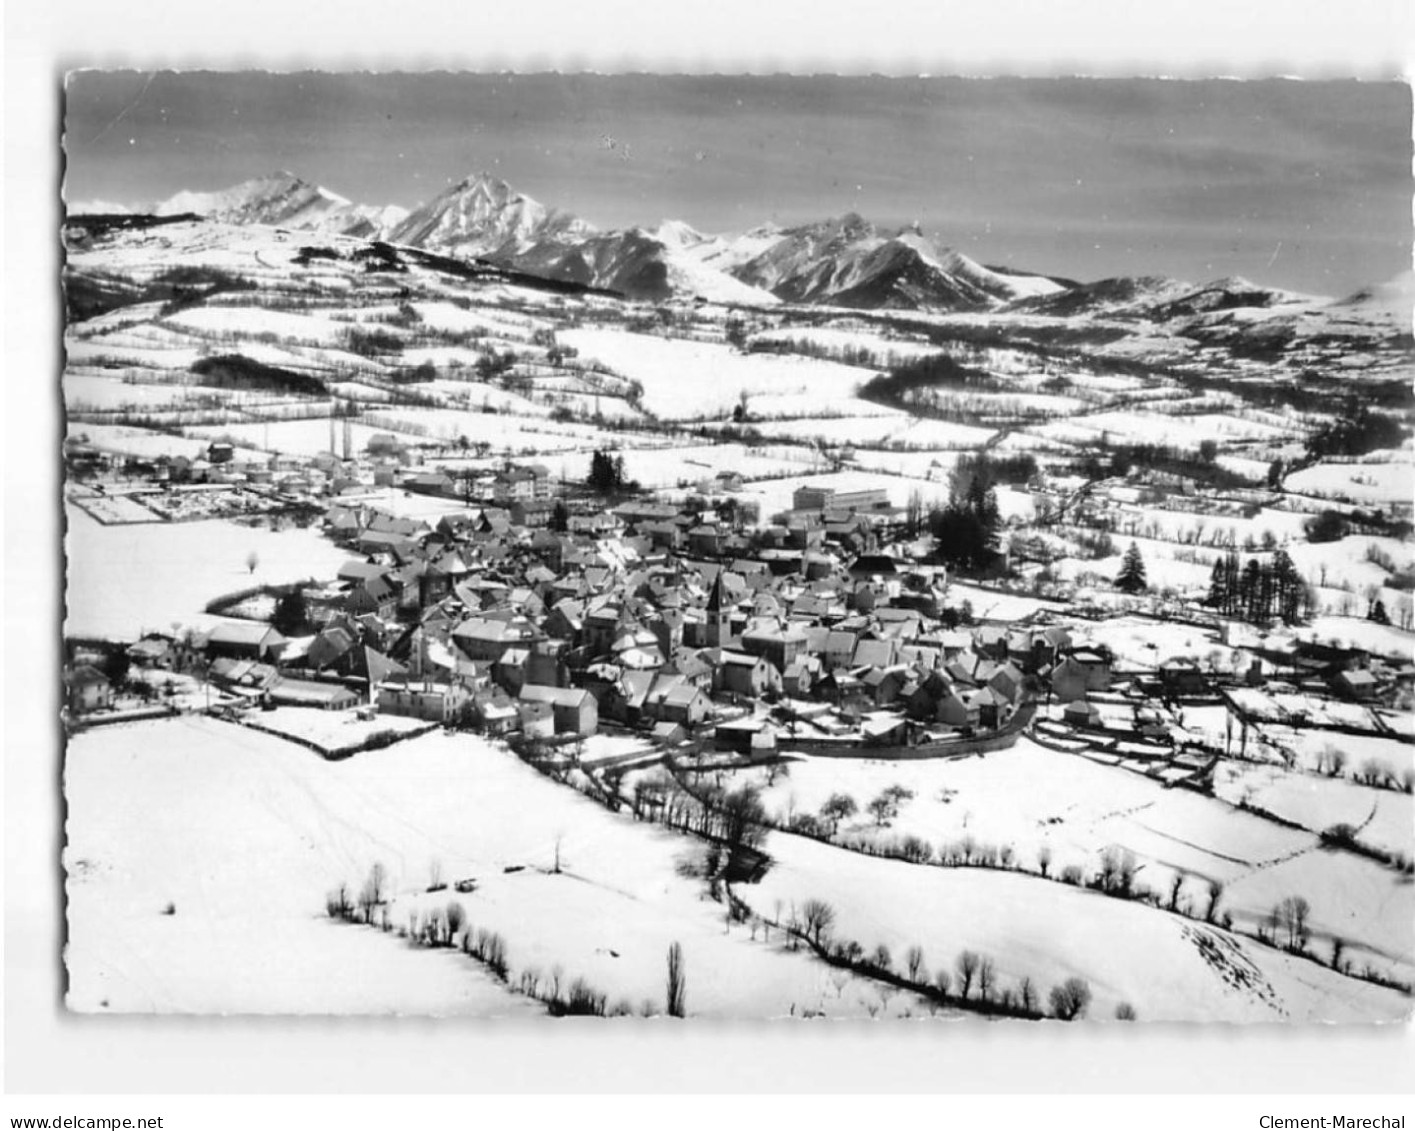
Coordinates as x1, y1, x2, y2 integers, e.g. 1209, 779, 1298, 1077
153, 172, 350, 227
389, 171, 594, 258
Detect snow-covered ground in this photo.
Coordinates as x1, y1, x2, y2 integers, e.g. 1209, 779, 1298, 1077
731, 739, 1412, 987
736, 827, 1407, 1023
1213, 758, 1413, 860
559, 328, 873, 420
244, 708, 433, 753
65, 719, 919, 1018
64, 502, 350, 641
1286, 461, 1414, 506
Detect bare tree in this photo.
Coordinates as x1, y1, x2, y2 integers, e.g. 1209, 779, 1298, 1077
1019, 975, 1038, 1015
1205, 879, 1224, 924
446, 901, 466, 944
800, 899, 837, 947
1117, 849, 1140, 897
246, 550, 259, 574
871, 944, 893, 973
357, 862, 387, 923
1279, 896, 1311, 952
956, 950, 981, 1000
1114, 1002, 1137, 1021
977, 956, 997, 1003
1049, 977, 1092, 1020
866, 794, 894, 827
666, 941, 687, 1018
819, 793, 857, 834
1167, 871, 1186, 913
1037, 844, 1053, 879
905, 944, 926, 983
933, 970, 952, 998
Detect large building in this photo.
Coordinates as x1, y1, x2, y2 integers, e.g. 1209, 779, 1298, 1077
792, 485, 890, 514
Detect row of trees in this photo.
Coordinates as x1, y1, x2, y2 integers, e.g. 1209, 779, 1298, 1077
788, 899, 1107, 1020
1205, 549, 1311, 624
325, 861, 695, 1017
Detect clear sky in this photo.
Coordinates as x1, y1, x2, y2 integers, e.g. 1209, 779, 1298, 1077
63, 71, 1411, 295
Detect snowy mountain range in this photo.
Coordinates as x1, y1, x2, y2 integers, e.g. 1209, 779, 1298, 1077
64, 170, 1410, 328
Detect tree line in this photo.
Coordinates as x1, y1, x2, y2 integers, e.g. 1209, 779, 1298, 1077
1206, 549, 1311, 624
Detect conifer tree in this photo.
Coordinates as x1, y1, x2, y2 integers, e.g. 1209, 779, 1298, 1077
1116, 542, 1148, 594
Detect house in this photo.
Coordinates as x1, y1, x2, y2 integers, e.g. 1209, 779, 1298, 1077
472, 688, 519, 735
344, 573, 399, 620
597, 669, 655, 726
451, 618, 530, 663
377, 679, 470, 724
988, 661, 1025, 703
267, 678, 360, 711
204, 622, 286, 661
861, 665, 909, 707
126, 636, 173, 668
1063, 698, 1102, 728
1159, 658, 1210, 698
655, 682, 713, 728
782, 656, 821, 698
651, 720, 689, 747
1051, 649, 1112, 701
510, 498, 557, 529
714, 717, 771, 755
740, 622, 809, 673
717, 650, 782, 699
64, 665, 112, 714
518, 698, 556, 740
492, 465, 551, 503
851, 637, 897, 670
1334, 667, 1381, 702
517, 684, 598, 737
968, 685, 1007, 729
305, 624, 360, 673
688, 524, 726, 558
935, 687, 979, 729
823, 629, 859, 670
209, 657, 280, 694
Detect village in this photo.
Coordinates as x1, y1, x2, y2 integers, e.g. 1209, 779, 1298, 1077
55, 175, 1415, 1024
63, 420, 1414, 790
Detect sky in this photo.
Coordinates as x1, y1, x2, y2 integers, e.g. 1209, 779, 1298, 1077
62, 72, 1411, 294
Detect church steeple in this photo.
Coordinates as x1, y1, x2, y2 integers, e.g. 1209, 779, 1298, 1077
706, 571, 730, 648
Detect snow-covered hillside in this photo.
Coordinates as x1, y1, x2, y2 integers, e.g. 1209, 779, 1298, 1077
66, 719, 926, 1018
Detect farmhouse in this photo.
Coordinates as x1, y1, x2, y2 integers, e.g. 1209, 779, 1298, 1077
517, 684, 599, 737
64, 665, 113, 714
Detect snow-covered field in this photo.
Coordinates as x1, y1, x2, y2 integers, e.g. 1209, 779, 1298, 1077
68, 422, 266, 462
1027, 410, 1299, 453
729, 739, 1413, 987
559, 328, 873, 420
64, 502, 350, 640
584, 442, 827, 491
1079, 616, 1229, 671
736, 828, 1407, 1023
65, 719, 920, 1018
1213, 759, 1414, 860
1286, 461, 1414, 506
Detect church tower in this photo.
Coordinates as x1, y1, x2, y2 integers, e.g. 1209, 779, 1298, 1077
705, 572, 731, 648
